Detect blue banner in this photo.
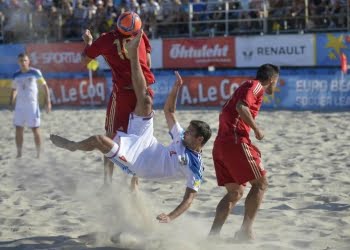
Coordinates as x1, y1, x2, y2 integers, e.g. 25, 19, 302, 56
264, 73, 350, 110
0, 44, 26, 77
316, 33, 350, 66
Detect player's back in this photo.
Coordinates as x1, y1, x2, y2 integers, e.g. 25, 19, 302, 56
133, 138, 188, 180
85, 30, 155, 89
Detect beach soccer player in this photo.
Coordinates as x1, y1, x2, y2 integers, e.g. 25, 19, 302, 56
81, 11, 155, 188
51, 31, 212, 223
10, 53, 52, 159
209, 64, 280, 240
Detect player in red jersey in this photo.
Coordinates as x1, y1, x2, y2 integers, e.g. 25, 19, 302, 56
209, 64, 280, 240
81, 17, 155, 189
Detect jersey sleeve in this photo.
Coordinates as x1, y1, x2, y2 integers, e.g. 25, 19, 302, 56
142, 32, 152, 53
35, 69, 46, 85
169, 122, 184, 142
186, 171, 201, 192
84, 34, 108, 59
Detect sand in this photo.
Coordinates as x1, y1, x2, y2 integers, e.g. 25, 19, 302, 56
0, 108, 349, 250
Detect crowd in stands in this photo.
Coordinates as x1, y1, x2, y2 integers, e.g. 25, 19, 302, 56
0, 0, 348, 43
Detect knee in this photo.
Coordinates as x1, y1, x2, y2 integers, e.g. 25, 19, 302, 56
91, 135, 105, 145
252, 177, 268, 191
227, 189, 244, 202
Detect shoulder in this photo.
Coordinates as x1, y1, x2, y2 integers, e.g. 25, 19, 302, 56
241, 80, 262, 96
169, 122, 184, 140
13, 70, 21, 79
251, 80, 263, 96
28, 67, 43, 77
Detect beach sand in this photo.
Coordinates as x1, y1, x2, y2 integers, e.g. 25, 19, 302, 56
0, 108, 349, 250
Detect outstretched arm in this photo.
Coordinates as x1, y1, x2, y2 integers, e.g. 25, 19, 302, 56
81, 29, 94, 65
163, 71, 183, 131
156, 188, 197, 223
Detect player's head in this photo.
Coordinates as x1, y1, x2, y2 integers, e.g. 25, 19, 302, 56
183, 120, 212, 149
256, 64, 280, 95
17, 53, 30, 71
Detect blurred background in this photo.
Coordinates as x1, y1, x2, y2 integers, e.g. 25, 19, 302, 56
0, 0, 349, 111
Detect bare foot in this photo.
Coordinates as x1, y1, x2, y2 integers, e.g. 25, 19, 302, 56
234, 230, 255, 242
50, 134, 76, 151
130, 175, 139, 192
16, 152, 22, 158
125, 30, 143, 59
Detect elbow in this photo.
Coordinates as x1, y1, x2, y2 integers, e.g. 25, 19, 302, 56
235, 103, 243, 113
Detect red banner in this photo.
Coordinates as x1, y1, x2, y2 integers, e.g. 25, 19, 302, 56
179, 76, 251, 106
47, 78, 107, 106
163, 37, 235, 69
26, 43, 86, 72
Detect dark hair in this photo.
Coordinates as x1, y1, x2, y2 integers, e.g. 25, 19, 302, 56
256, 64, 280, 82
190, 120, 212, 146
18, 53, 29, 59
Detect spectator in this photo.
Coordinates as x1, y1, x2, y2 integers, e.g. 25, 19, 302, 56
48, 5, 62, 41
141, 0, 160, 38
32, 3, 49, 41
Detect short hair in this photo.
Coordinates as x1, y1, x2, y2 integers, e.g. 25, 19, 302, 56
190, 120, 212, 146
256, 64, 279, 82
18, 53, 29, 59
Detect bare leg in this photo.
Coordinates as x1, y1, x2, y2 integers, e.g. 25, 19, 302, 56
125, 30, 152, 117
124, 30, 150, 191
15, 126, 24, 158
103, 131, 114, 185
50, 134, 115, 154
236, 176, 268, 240
209, 183, 244, 236
32, 127, 41, 158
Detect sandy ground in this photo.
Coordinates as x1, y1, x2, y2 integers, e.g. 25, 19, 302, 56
0, 108, 349, 250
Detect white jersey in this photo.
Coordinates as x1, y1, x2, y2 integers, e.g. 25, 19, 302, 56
12, 67, 46, 106
107, 113, 204, 192
12, 67, 46, 128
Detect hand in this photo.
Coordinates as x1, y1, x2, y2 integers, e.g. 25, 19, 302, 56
82, 29, 93, 45
253, 127, 264, 140
156, 213, 171, 223
174, 71, 183, 87
45, 102, 52, 113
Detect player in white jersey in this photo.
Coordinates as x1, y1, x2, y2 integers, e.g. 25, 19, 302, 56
10, 53, 51, 158
50, 31, 212, 223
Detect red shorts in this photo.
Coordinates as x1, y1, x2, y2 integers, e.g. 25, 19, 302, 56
105, 87, 154, 134
212, 138, 266, 186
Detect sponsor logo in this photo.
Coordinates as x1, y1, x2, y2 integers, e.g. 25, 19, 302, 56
193, 180, 201, 188
169, 44, 229, 59
30, 52, 81, 65
242, 50, 253, 60
119, 155, 128, 162
242, 46, 306, 61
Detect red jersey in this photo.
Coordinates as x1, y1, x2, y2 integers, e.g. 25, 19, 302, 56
217, 80, 264, 143
83, 30, 155, 91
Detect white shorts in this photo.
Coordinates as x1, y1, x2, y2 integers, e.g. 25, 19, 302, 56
14, 102, 40, 128
107, 112, 157, 175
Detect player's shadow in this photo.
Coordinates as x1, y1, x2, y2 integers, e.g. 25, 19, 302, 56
0, 234, 141, 250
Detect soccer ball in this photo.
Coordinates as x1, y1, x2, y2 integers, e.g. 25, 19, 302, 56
116, 11, 142, 36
